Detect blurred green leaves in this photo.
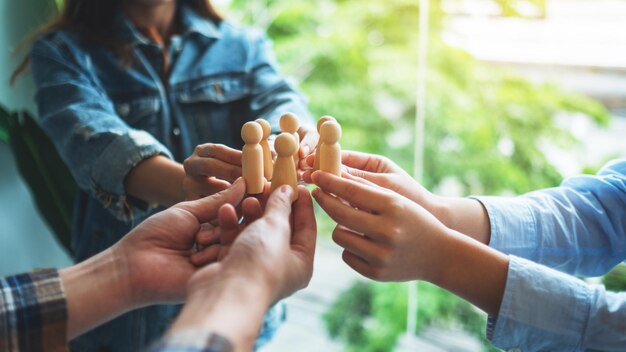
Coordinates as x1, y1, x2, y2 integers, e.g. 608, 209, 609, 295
0, 104, 75, 255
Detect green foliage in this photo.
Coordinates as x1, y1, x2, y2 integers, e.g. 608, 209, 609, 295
324, 281, 492, 351
603, 264, 626, 292
0, 104, 75, 255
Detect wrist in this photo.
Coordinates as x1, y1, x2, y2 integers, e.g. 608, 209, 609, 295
170, 268, 273, 350
59, 248, 135, 339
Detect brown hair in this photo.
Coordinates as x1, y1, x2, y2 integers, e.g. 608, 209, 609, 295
11, 0, 222, 84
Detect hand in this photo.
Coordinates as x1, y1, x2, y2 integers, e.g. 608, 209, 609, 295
183, 144, 243, 200
188, 185, 317, 303
311, 171, 450, 282
168, 186, 317, 350
113, 178, 246, 306
304, 150, 439, 209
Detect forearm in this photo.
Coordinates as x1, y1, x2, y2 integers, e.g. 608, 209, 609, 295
59, 248, 134, 339
433, 196, 491, 245
168, 273, 272, 351
432, 230, 509, 316
125, 155, 186, 206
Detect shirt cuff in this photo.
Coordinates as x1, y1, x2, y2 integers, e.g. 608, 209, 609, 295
470, 196, 538, 258
0, 269, 68, 352
487, 255, 592, 351
91, 129, 173, 221
147, 329, 233, 352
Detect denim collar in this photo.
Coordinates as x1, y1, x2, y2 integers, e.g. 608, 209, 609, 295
114, 4, 221, 46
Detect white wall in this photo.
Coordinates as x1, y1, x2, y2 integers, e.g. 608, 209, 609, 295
0, 0, 71, 275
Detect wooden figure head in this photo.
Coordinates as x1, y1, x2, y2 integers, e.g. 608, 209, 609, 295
320, 121, 341, 144
317, 115, 336, 132
280, 112, 299, 133
255, 118, 271, 139
241, 121, 263, 144
274, 132, 298, 157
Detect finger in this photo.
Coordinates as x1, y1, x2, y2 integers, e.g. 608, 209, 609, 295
190, 245, 221, 266
341, 250, 378, 280
185, 176, 231, 199
311, 188, 383, 240
298, 128, 318, 159
194, 144, 243, 166
311, 171, 389, 213
184, 157, 242, 183
342, 171, 388, 192
291, 186, 317, 254
176, 178, 245, 224
242, 197, 263, 225
218, 203, 240, 246
332, 226, 384, 265
196, 227, 220, 246
263, 185, 295, 234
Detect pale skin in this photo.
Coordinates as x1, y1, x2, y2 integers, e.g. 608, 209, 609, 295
59, 181, 316, 351
304, 151, 508, 316
121, 0, 319, 204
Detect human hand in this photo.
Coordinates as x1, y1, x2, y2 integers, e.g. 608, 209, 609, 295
188, 185, 317, 302
112, 179, 246, 306
183, 144, 243, 200
311, 171, 451, 282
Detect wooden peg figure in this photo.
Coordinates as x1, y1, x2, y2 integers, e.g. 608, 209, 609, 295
270, 133, 299, 201
241, 121, 265, 194
313, 115, 336, 171
279, 112, 300, 166
255, 118, 273, 181
319, 121, 342, 176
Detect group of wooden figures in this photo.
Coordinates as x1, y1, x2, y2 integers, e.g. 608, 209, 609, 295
241, 113, 342, 200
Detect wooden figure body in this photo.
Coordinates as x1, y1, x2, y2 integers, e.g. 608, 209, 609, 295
279, 112, 300, 166
319, 121, 342, 176
241, 121, 265, 194
270, 132, 299, 201
313, 115, 336, 171
255, 118, 273, 180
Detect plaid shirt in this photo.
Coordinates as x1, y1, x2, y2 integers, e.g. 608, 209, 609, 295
0, 269, 67, 352
0, 269, 232, 352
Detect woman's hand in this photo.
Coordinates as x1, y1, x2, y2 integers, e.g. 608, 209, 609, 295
183, 144, 243, 200
113, 179, 246, 305
310, 170, 450, 282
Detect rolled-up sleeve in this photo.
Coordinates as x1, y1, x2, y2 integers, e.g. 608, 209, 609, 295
245, 30, 313, 132
488, 256, 626, 351
473, 159, 626, 277
30, 34, 172, 221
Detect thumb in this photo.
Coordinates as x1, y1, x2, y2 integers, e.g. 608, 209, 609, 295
263, 186, 295, 232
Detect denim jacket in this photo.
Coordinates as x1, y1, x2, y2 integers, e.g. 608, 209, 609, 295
31, 5, 310, 351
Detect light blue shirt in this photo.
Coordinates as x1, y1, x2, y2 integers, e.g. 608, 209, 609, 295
475, 159, 626, 351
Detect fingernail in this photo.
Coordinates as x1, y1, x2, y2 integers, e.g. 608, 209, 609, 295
280, 185, 292, 195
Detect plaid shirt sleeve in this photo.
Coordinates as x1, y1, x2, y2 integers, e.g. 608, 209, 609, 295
148, 329, 233, 352
0, 269, 68, 352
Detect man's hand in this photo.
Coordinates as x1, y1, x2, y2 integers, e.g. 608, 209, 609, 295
114, 178, 246, 306
168, 186, 317, 350
183, 144, 243, 200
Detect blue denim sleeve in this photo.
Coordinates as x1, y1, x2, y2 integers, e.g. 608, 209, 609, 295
473, 159, 626, 276
245, 29, 314, 133
30, 34, 172, 221
487, 255, 626, 351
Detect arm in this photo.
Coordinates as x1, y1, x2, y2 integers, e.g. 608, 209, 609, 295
160, 186, 317, 351
312, 171, 626, 350
30, 35, 184, 218
0, 182, 246, 347
330, 151, 626, 276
